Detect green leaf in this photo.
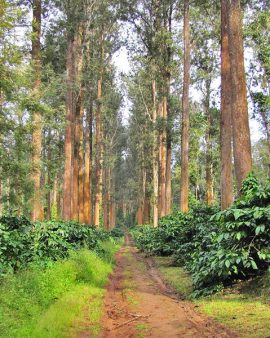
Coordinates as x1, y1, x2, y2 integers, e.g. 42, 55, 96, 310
251, 260, 258, 270
225, 260, 230, 268
236, 232, 242, 240
255, 226, 261, 235
233, 209, 245, 220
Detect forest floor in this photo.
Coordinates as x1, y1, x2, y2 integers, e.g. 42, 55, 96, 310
95, 237, 236, 338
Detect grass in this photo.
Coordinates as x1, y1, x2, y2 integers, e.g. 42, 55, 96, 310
153, 255, 270, 338
32, 285, 104, 338
136, 323, 150, 338
122, 250, 140, 306
198, 296, 270, 337
0, 240, 120, 338
153, 256, 193, 297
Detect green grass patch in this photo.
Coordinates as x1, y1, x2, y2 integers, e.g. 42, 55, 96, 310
197, 296, 270, 338
153, 256, 193, 297
153, 255, 270, 338
0, 243, 120, 338
136, 323, 150, 338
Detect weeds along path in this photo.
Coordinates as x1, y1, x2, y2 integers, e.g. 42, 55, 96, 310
99, 237, 236, 338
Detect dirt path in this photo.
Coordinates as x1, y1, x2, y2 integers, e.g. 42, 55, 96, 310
99, 239, 237, 338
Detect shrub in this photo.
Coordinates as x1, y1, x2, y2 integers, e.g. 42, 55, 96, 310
132, 174, 270, 296
0, 217, 121, 275
192, 175, 270, 295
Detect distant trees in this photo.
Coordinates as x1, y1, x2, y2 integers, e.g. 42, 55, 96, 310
2, 0, 269, 226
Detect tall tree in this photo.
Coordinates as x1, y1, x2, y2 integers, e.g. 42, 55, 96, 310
93, 75, 103, 226
152, 79, 159, 227
228, 0, 252, 192
220, 0, 233, 209
62, 34, 77, 220
31, 0, 43, 220
180, 0, 191, 212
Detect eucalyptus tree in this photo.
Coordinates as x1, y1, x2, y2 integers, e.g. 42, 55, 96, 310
180, 0, 190, 213
228, 0, 252, 192
220, 0, 233, 209
31, 0, 43, 220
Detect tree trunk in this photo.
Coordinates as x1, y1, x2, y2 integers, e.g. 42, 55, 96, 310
46, 132, 52, 220
220, 0, 234, 210
103, 166, 109, 230
94, 78, 103, 226
109, 169, 116, 230
180, 0, 191, 213
137, 204, 144, 225
204, 80, 214, 206
107, 167, 112, 230
166, 135, 172, 214
152, 80, 159, 227
159, 96, 167, 218
72, 40, 84, 221
228, 0, 252, 192
31, 0, 43, 221
63, 37, 76, 220
78, 89, 85, 223
73, 100, 79, 221
46, 176, 51, 220
110, 201, 116, 230
57, 173, 62, 220
165, 7, 172, 216
144, 194, 151, 224
83, 104, 93, 224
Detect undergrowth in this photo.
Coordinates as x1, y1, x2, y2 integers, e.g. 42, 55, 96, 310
0, 241, 120, 338
132, 174, 270, 296
0, 217, 123, 274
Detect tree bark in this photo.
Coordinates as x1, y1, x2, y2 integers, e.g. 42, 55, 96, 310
63, 37, 76, 220
152, 80, 159, 227
103, 167, 108, 229
228, 0, 252, 192
108, 166, 117, 230
180, 0, 191, 213
31, 0, 43, 221
73, 96, 80, 221
72, 39, 84, 221
165, 5, 173, 216
57, 172, 62, 219
159, 96, 167, 218
78, 89, 85, 223
220, 0, 234, 210
46, 131, 52, 220
204, 80, 214, 206
83, 104, 93, 224
166, 133, 172, 214
94, 78, 103, 226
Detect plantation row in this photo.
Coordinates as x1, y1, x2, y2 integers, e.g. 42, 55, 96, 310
0, 216, 123, 275
132, 174, 270, 296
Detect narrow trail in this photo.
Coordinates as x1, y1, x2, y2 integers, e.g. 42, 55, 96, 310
99, 236, 237, 338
